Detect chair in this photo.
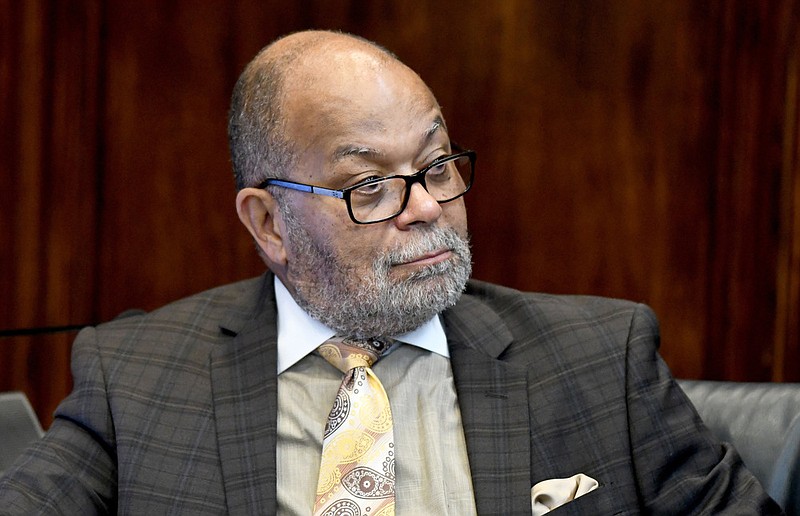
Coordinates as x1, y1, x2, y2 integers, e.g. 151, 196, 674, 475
678, 379, 800, 515
0, 392, 44, 474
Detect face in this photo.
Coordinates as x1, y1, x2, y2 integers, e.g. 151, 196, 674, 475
272, 45, 472, 338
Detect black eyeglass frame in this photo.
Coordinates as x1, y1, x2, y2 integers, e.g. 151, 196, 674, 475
257, 149, 476, 224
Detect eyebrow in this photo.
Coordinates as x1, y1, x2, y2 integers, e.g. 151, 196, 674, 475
424, 116, 446, 141
332, 145, 380, 163
331, 116, 449, 164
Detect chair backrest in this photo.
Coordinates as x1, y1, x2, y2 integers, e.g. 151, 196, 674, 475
0, 391, 44, 474
678, 380, 800, 516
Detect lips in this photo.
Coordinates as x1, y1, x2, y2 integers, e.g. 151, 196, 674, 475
394, 248, 452, 267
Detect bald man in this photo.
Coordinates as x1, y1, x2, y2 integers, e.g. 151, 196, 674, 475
0, 31, 782, 515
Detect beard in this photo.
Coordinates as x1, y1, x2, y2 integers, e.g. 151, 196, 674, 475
280, 204, 472, 339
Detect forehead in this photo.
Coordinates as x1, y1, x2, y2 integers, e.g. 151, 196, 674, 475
280, 47, 448, 178
331, 116, 446, 162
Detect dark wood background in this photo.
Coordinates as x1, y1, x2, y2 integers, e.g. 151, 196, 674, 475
2, 1, 799, 427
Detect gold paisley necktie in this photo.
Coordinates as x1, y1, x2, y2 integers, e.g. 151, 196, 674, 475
313, 337, 396, 516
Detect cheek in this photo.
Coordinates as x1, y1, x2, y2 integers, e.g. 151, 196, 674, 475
339, 225, 383, 261
294, 195, 347, 236
297, 202, 382, 262
441, 200, 469, 234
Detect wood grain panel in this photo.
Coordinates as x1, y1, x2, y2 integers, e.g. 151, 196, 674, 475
95, 1, 266, 320
775, 14, 800, 382
2, 0, 799, 425
707, 1, 797, 380
0, 0, 102, 425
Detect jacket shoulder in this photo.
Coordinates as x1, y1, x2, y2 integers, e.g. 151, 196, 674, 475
456, 279, 660, 363
86, 275, 269, 357
463, 278, 650, 325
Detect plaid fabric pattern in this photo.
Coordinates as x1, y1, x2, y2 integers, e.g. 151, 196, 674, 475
443, 280, 781, 515
0, 274, 782, 514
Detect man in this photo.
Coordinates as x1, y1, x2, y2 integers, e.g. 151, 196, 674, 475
0, 30, 783, 515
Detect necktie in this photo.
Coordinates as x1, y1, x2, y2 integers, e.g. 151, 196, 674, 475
313, 337, 396, 516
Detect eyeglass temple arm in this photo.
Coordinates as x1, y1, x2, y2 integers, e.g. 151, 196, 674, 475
263, 179, 344, 199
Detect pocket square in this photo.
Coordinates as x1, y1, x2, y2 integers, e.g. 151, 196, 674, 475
531, 473, 599, 515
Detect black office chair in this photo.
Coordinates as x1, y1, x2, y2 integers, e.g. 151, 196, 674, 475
0, 391, 44, 475
679, 380, 800, 516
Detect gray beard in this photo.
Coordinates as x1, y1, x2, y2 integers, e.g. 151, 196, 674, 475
281, 207, 472, 339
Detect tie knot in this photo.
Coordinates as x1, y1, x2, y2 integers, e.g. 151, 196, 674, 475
318, 336, 392, 373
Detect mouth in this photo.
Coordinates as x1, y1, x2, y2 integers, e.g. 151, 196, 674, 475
392, 248, 453, 269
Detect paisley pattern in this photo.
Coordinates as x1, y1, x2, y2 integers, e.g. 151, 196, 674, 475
324, 390, 350, 438
372, 502, 396, 516
316, 462, 343, 494
323, 430, 375, 463
342, 466, 395, 498
355, 385, 393, 433
314, 337, 396, 516
320, 499, 359, 516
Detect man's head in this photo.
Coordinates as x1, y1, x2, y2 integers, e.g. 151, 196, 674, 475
232, 30, 472, 338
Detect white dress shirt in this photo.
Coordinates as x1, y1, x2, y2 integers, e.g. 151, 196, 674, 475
274, 276, 450, 373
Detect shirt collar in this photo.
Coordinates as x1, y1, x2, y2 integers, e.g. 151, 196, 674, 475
274, 276, 449, 374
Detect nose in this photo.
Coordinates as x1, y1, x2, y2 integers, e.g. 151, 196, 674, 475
393, 182, 442, 229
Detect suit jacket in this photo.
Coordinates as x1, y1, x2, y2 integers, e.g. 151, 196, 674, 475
0, 274, 782, 515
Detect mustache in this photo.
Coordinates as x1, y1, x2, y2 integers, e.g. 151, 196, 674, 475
381, 227, 470, 267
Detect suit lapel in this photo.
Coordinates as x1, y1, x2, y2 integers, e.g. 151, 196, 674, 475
211, 274, 279, 514
205, 276, 534, 513
443, 293, 532, 515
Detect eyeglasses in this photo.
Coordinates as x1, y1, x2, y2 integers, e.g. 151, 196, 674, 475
258, 149, 476, 224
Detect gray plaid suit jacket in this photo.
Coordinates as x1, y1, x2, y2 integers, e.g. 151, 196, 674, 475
0, 274, 782, 514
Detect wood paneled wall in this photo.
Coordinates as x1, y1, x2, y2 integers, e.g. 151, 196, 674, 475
2, 0, 798, 426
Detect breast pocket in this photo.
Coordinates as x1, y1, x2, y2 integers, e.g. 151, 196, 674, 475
545, 485, 635, 515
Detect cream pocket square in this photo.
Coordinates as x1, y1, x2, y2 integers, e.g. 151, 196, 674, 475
531, 473, 599, 515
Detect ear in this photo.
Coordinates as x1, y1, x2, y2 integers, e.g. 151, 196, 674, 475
236, 187, 288, 266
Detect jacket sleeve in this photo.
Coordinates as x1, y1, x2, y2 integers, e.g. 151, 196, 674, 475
0, 326, 117, 514
624, 304, 783, 515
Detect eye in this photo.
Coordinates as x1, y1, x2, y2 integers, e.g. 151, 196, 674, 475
352, 177, 387, 197
425, 157, 452, 182
428, 162, 447, 174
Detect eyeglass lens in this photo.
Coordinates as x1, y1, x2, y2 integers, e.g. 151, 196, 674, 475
350, 154, 472, 223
